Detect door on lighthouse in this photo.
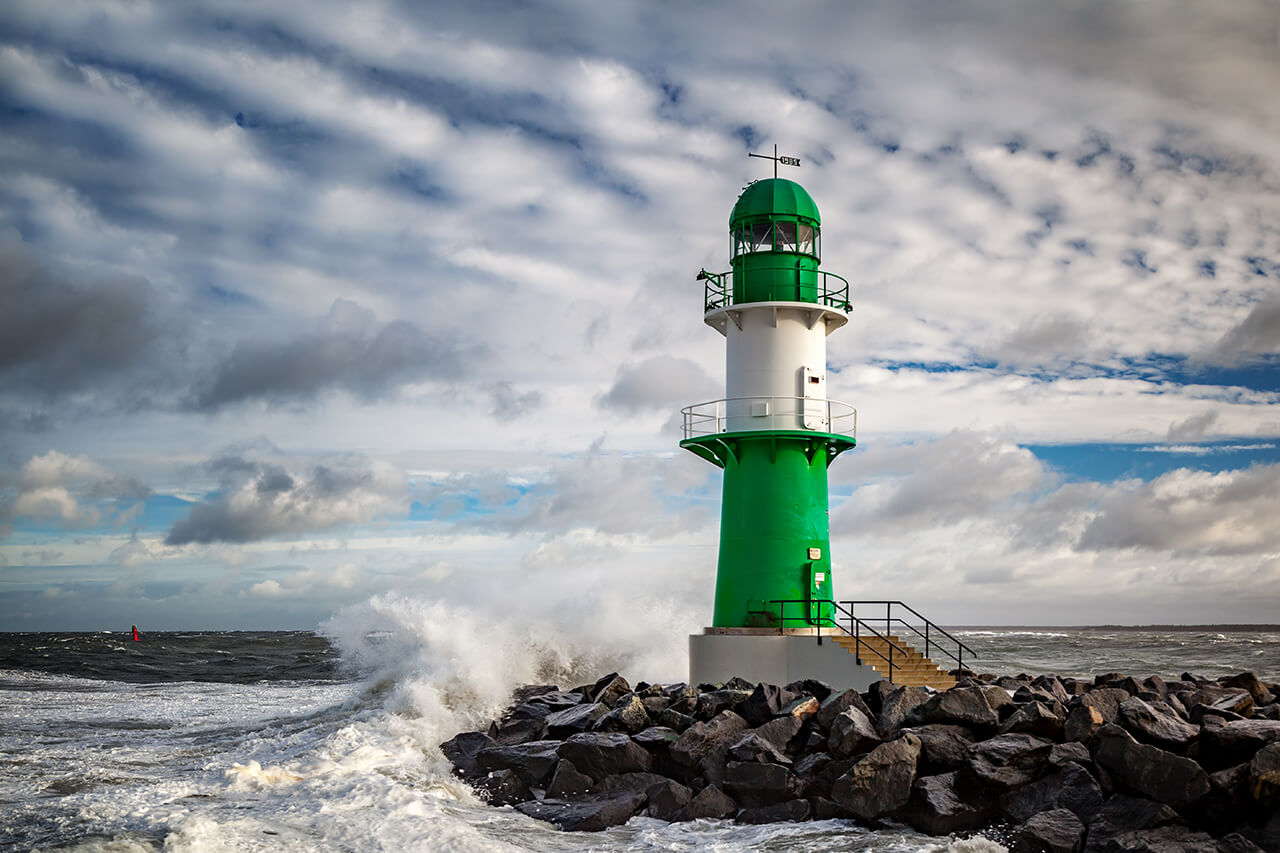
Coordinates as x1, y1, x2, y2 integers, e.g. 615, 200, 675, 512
801, 366, 827, 430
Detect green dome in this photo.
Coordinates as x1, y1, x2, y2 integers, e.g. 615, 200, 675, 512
730, 178, 821, 227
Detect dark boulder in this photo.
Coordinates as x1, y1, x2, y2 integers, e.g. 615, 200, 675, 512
475, 740, 563, 787
545, 759, 593, 798
735, 683, 799, 727
1048, 741, 1093, 769
645, 778, 692, 821
828, 705, 881, 759
817, 688, 876, 731
724, 760, 801, 808
1077, 688, 1131, 724
1197, 718, 1280, 771
1249, 741, 1280, 810
697, 689, 752, 721
728, 732, 792, 766
966, 733, 1055, 791
527, 690, 585, 712
877, 685, 930, 738
1064, 705, 1106, 743
1081, 794, 1184, 853
782, 695, 821, 721
557, 732, 652, 782
1091, 725, 1209, 809
904, 723, 978, 773
655, 708, 696, 734
1117, 696, 1200, 749
904, 687, 999, 731
594, 694, 652, 735
675, 784, 737, 820
590, 673, 632, 708
737, 798, 810, 824
515, 790, 646, 831
670, 710, 749, 767
903, 771, 990, 836
477, 768, 532, 806
440, 731, 495, 779
830, 733, 922, 820
1000, 762, 1103, 824
1222, 672, 1276, 707
1032, 675, 1073, 705
545, 702, 609, 738
1009, 807, 1084, 853
784, 678, 833, 703
597, 771, 669, 793
751, 714, 804, 754
1000, 700, 1067, 739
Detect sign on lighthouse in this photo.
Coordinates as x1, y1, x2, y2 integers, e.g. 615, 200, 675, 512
681, 152, 882, 689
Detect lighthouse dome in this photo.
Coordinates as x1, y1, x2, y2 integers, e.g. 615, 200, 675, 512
730, 178, 821, 228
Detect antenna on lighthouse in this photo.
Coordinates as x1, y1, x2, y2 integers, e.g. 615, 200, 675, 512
747, 143, 801, 178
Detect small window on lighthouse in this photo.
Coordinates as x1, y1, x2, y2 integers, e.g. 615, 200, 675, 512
775, 221, 798, 252
797, 224, 816, 255
749, 222, 773, 253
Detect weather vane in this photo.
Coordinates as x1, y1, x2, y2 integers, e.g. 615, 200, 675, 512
748, 144, 800, 179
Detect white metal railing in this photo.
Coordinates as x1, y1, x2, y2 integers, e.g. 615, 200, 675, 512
681, 396, 857, 440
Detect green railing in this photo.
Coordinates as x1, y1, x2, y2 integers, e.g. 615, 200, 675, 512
697, 267, 852, 312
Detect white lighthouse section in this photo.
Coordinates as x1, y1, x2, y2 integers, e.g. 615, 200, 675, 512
700, 301, 849, 433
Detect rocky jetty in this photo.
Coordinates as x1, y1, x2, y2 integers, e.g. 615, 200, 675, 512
441, 670, 1280, 850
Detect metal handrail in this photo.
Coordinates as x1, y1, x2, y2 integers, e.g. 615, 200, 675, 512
698, 267, 852, 312
841, 600, 976, 671
681, 396, 856, 440
769, 599, 913, 684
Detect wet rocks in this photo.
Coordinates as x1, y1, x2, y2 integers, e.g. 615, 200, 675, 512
442, 669, 1280, 842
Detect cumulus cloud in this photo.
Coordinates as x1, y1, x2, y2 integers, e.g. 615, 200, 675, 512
165, 454, 407, 544
1166, 410, 1218, 442
1077, 464, 1280, 555
1199, 298, 1280, 367
2, 451, 150, 533
597, 356, 719, 414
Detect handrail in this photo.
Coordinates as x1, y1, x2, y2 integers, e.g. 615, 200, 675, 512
681, 396, 856, 440
698, 267, 852, 312
841, 600, 976, 671
769, 599, 914, 684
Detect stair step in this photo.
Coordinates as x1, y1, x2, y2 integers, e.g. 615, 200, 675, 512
827, 632, 954, 687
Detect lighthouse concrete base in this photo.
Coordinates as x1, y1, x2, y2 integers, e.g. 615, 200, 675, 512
689, 628, 882, 691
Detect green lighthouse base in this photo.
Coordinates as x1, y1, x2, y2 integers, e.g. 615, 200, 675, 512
689, 628, 882, 691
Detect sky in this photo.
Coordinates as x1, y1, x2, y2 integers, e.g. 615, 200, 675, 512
2, 1, 1279, 634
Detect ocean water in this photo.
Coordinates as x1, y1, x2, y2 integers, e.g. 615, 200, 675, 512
3, 598, 1277, 853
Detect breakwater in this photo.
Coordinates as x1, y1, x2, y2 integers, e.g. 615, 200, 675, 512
442, 669, 1280, 850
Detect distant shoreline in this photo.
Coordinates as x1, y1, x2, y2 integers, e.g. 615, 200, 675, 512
950, 624, 1280, 632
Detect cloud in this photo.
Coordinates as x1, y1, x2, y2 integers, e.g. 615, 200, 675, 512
597, 355, 719, 414
189, 299, 473, 411
2, 451, 150, 533
165, 454, 407, 544
1077, 464, 1280, 556
489, 381, 543, 418
1166, 410, 1218, 442
1199, 298, 1280, 367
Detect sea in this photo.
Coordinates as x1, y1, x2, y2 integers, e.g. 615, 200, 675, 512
3, 597, 1278, 853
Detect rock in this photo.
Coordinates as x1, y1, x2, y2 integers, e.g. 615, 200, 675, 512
1009, 807, 1084, 853
904, 771, 990, 835
724, 760, 801, 807
557, 732, 652, 782
440, 731, 495, 779
1048, 742, 1093, 769
736, 683, 800, 727
1032, 676, 1073, 705
1221, 672, 1276, 707
1091, 724, 1209, 809
1065, 705, 1106, 742
1081, 794, 1184, 853
905, 724, 978, 773
864, 679, 896, 714
697, 689, 752, 720
589, 673, 632, 708
597, 771, 669, 793
595, 694, 652, 735
516, 790, 646, 831
489, 712, 546, 745
670, 710, 749, 767
632, 725, 678, 754
527, 690, 586, 712
655, 708, 696, 733
1197, 719, 1280, 770
904, 687, 1000, 731
966, 733, 1055, 791
546, 759, 593, 798
545, 702, 609, 738
644, 778, 692, 821
817, 688, 876, 731
830, 733, 922, 820
737, 798, 810, 823
478, 768, 531, 806
1001, 700, 1067, 739
475, 740, 563, 786
1117, 696, 1200, 749
828, 705, 882, 759
810, 796, 854, 820
781, 695, 821, 721
641, 695, 671, 716
728, 732, 792, 766
752, 715, 804, 754
511, 684, 559, 703
1249, 741, 1280, 809
1216, 833, 1266, 853
1090, 825, 1221, 853
877, 685, 930, 738
1199, 763, 1252, 838
983, 685, 1018, 721
1078, 688, 1131, 724
674, 784, 737, 820
1000, 762, 1103, 824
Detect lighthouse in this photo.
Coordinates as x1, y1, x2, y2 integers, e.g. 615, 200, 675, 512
681, 152, 882, 689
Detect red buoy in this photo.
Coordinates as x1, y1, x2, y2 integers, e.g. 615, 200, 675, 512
132, 624, 139, 641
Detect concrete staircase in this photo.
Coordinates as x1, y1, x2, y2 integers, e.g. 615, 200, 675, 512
829, 633, 956, 689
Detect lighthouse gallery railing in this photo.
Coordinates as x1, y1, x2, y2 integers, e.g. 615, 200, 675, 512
682, 396, 856, 440
697, 267, 852, 312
